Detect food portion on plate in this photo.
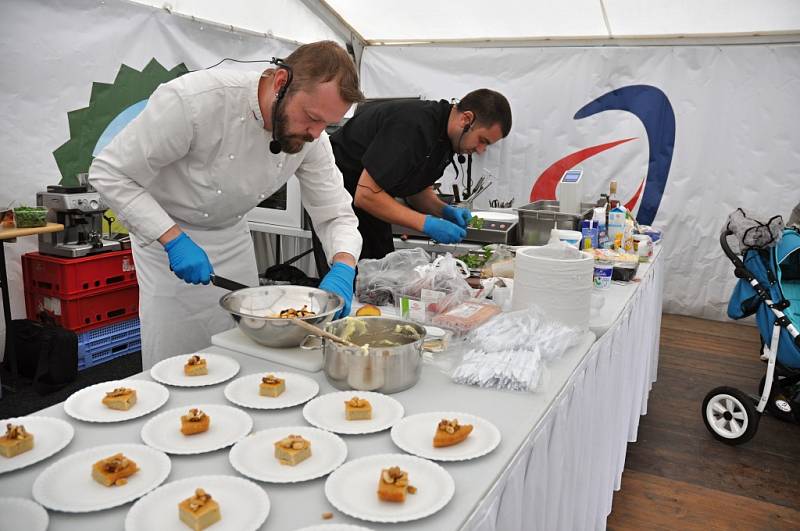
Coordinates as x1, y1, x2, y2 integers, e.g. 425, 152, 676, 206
355, 304, 381, 317
259, 374, 285, 397
377, 465, 416, 503
344, 396, 372, 421
184, 355, 208, 377
433, 418, 473, 448
92, 453, 139, 487
274, 434, 312, 466
178, 488, 221, 531
0, 423, 34, 458
180, 408, 210, 436
102, 387, 137, 411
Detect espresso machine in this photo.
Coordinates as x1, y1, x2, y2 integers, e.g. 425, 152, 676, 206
36, 182, 121, 258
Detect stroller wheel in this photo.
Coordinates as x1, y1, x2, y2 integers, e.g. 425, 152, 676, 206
758, 375, 795, 422
702, 387, 760, 445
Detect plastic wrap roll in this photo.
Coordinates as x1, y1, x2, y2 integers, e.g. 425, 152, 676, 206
511, 245, 594, 329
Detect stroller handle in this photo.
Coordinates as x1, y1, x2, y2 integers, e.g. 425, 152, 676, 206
720, 230, 752, 281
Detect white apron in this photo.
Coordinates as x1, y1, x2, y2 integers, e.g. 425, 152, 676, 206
132, 219, 258, 369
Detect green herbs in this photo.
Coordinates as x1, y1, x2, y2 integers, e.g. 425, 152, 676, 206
468, 216, 484, 229
13, 206, 47, 228
458, 247, 493, 270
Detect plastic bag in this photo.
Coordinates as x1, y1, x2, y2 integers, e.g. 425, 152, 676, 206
450, 305, 584, 391
393, 254, 473, 323
481, 244, 515, 278
723, 208, 784, 254
355, 248, 432, 306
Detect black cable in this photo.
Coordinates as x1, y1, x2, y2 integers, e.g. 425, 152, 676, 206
188, 57, 276, 73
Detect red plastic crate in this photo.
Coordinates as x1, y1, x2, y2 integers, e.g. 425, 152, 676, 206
22, 250, 137, 297
25, 284, 139, 333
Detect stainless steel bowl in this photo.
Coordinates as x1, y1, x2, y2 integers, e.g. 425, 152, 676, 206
219, 285, 343, 348
312, 316, 425, 394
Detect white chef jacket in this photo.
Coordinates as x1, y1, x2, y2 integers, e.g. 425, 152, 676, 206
89, 70, 362, 368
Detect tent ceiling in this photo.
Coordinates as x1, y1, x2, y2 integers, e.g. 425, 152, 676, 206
325, 0, 800, 43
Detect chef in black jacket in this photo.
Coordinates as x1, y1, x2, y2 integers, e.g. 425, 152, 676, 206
312, 88, 512, 274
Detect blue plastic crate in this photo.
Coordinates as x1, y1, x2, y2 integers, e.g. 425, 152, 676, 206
77, 318, 140, 370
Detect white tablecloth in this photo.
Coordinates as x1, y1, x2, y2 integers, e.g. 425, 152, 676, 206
0, 252, 663, 531
465, 251, 664, 530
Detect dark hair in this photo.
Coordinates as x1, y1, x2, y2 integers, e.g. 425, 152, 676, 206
283, 41, 364, 104
457, 89, 512, 137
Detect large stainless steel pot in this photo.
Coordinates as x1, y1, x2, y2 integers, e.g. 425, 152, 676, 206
219, 285, 343, 348
303, 316, 425, 394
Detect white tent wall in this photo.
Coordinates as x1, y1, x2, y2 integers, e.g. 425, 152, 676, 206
128, 0, 346, 45
360, 43, 800, 320
0, 0, 301, 358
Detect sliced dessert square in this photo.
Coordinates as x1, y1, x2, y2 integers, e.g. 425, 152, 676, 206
344, 396, 372, 420
180, 408, 210, 436
91, 453, 139, 487
0, 423, 34, 458
102, 387, 137, 411
433, 418, 474, 448
259, 374, 285, 397
178, 488, 221, 531
377, 466, 409, 503
184, 355, 208, 376
274, 434, 311, 466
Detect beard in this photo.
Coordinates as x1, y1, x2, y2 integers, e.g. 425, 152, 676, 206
274, 103, 314, 154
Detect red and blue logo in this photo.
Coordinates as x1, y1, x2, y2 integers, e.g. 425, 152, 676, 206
530, 85, 675, 226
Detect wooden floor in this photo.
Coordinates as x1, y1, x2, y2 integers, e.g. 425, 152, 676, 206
607, 314, 800, 530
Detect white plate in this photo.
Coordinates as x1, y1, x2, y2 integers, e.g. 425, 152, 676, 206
0, 497, 49, 531
32, 443, 171, 513
303, 391, 404, 435
0, 416, 74, 474
64, 379, 169, 423
324, 453, 454, 523
125, 474, 270, 531
224, 372, 319, 410
150, 353, 240, 387
229, 426, 347, 483
140, 404, 252, 455
295, 525, 374, 531
390, 411, 501, 461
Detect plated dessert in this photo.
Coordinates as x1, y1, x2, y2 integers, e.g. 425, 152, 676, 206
274, 434, 311, 466
180, 408, 210, 436
433, 418, 473, 448
184, 355, 208, 376
0, 423, 34, 458
259, 374, 285, 397
178, 488, 221, 531
102, 387, 137, 411
344, 396, 372, 421
377, 466, 416, 503
92, 452, 139, 487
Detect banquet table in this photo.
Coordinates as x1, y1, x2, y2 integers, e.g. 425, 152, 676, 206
0, 250, 664, 531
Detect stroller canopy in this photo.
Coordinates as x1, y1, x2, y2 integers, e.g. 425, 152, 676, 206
777, 229, 800, 328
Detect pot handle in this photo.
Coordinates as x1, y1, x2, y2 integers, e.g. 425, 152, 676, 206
299, 335, 323, 350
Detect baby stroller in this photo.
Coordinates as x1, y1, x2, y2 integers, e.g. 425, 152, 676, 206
702, 210, 800, 445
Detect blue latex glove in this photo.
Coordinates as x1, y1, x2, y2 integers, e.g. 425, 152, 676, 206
319, 262, 356, 319
423, 216, 467, 244
442, 204, 473, 228
164, 232, 213, 285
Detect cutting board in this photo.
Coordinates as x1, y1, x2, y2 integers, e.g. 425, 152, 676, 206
211, 328, 323, 372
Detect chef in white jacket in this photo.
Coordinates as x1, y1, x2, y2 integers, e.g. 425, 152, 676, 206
90, 41, 363, 369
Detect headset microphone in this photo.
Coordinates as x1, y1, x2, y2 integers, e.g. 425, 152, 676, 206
456, 120, 472, 164
267, 57, 293, 155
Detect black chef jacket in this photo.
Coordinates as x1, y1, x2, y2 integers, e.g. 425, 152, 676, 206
312, 99, 455, 275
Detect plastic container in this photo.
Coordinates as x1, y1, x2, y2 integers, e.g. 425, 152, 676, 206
25, 284, 139, 332
22, 250, 137, 297
593, 262, 613, 290
77, 318, 141, 370
612, 262, 638, 282
554, 229, 582, 248
431, 300, 501, 335
13, 206, 47, 228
